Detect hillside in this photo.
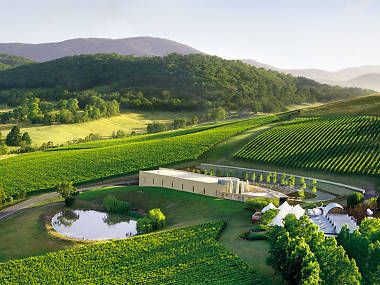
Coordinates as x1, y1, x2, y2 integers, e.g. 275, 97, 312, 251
343, 73, 380, 91
300, 93, 380, 116
0, 54, 34, 70
0, 54, 372, 113
243, 59, 380, 91
0, 37, 201, 62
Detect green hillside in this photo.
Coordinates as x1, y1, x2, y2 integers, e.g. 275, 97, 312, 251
0, 222, 261, 285
0, 115, 278, 196
300, 93, 380, 116
0, 54, 371, 112
234, 116, 380, 176
0, 54, 34, 70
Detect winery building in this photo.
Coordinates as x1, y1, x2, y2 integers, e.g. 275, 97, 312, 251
139, 168, 287, 202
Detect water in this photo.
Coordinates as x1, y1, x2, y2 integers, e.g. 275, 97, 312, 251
51, 210, 137, 240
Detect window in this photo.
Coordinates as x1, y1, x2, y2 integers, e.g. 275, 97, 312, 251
203, 188, 205, 194
171, 181, 174, 187
153, 178, 155, 184
182, 184, 184, 190
192, 186, 194, 192
161, 180, 163, 186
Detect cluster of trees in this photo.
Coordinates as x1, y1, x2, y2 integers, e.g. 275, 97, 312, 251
0, 54, 371, 114
338, 218, 380, 285
146, 113, 203, 134
136, 208, 166, 234
0, 126, 32, 153
0, 93, 119, 125
103, 195, 130, 214
268, 215, 362, 285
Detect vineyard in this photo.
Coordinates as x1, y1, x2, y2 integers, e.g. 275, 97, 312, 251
0, 115, 278, 196
234, 116, 380, 175
0, 222, 261, 284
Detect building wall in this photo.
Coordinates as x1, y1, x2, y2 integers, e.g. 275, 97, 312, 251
139, 171, 227, 198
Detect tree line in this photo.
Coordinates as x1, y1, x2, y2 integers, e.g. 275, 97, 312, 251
0, 53, 371, 114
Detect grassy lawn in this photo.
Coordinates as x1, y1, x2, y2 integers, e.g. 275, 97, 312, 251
0, 111, 195, 146
0, 186, 284, 284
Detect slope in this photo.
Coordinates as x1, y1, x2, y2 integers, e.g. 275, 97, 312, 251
0, 54, 34, 70
300, 93, 380, 117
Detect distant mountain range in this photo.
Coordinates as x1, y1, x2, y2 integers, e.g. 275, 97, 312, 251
0, 36, 378, 91
0, 37, 202, 62
243, 59, 380, 91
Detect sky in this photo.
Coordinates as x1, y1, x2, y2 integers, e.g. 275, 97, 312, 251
1, 0, 379, 70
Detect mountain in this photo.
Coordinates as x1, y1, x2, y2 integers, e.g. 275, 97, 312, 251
0, 54, 34, 70
0, 37, 202, 62
343, 73, 380, 91
300, 93, 380, 117
243, 59, 380, 91
0, 53, 371, 112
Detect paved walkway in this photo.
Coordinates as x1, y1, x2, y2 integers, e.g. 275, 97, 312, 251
0, 178, 138, 221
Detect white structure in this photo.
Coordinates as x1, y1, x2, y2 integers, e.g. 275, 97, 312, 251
308, 202, 358, 236
139, 168, 285, 202
268, 202, 305, 226
261, 202, 277, 213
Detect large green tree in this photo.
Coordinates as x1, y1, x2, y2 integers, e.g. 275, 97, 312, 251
5, 126, 22, 146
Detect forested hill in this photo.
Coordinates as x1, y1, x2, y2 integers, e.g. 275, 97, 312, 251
0, 53, 372, 112
0, 54, 34, 70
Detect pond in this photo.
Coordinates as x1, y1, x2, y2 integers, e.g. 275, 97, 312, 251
51, 210, 137, 241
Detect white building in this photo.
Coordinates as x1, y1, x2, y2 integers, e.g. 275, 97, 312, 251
139, 168, 287, 202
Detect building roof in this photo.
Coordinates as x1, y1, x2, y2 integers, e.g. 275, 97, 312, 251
261, 202, 277, 213
290, 204, 305, 219
269, 214, 284, 227
142, 168, 221, 184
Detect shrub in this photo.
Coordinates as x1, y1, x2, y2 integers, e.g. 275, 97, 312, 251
247, 231, 267, 241
136, 217, 154, 234
56, 181, 78, 207
347, 193, 364, 208
103, 195, 130, 214
148, 208, 167, 230
245, 197, 279, 211
261, 209, 279, 225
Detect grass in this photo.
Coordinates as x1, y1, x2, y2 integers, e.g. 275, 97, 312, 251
300, 93, 380, 117
0, 111, 196, 146
0, 186, 284, 284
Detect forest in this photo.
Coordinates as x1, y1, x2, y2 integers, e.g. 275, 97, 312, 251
0, 53, 372, 113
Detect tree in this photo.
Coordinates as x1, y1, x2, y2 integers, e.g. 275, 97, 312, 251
147, 121, 166, 133
173, 118, 187, 129
21, 132, 32, 145
147, 208, 166, 230
56, 181, 78, 207
191, 115, 199, 125
259, 173, 264, 182
5, 126, 22, 146
0, 132, 7, 155
0, 185, 6, 206
266, 173, 272, 184
211, 107, 227, 121
347, 193, 364, 208
251, 172, 256, 183
112, 129, 126, 139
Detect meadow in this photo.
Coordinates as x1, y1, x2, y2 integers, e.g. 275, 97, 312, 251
234, 116, 380, 176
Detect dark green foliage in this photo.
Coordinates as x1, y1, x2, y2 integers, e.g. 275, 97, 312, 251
268, 215, 362, 285
337, 218, 380, 285
261, 209, 279, 225
21, 132, 32, 145
0, 54, 34, 70
0, 185, 5, 206
5, 126, 22, 146
0, 54, 371, 112
173, 117, 187, 129
347, 193, 364, 208
56, 181, 79, 207
247, 231, 267, 241
103, 195, 130, 214
245, 197, 279, 211
147, 121, 167, 133
112, 130, 127, 139
235, 116, 380, 175
0, 132, 7, 154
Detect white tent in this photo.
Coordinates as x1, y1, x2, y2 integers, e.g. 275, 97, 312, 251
289, 204, 305, 219
278, 201, 292, 212
269, 214, 284, 227
261, 202, 277, 213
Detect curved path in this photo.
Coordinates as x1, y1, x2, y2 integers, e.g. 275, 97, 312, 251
0, 178, 138, 221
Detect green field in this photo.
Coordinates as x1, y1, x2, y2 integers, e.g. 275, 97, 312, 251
235, 116, 380, 176
0, 111, 195, 146
300, 93, 380, 117
0, 221, 262, 285
0, 115, 278, 196
0, 186, 282, 284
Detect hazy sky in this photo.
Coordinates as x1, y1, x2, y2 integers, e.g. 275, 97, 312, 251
1, 0, 379, 70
